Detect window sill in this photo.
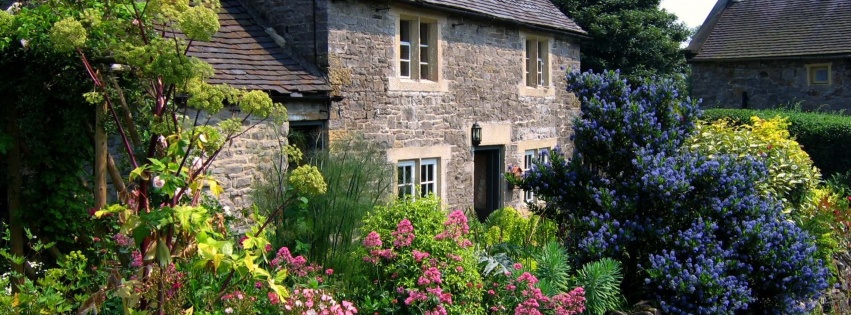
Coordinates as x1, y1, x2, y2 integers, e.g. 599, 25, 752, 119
518, 84, 556, 97
389, 77, 448, 92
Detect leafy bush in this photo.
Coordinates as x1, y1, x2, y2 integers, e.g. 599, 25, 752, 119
703, 108, 851, 177
255, 135, 393, 280
533, 242, 571, 296
688, 116, 820, 206
573, 258, 623, 315
354, 196, 485, 314
519, 70, 829, 314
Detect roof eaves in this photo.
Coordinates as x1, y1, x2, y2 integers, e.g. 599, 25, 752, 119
690, 52, 851, 62
394, 0, 590, 39
686, 0, 733, 58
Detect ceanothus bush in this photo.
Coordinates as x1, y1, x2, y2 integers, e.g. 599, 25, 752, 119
519, 70, 828, 314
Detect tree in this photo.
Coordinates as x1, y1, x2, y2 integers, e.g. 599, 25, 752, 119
0, 2, 300, 313
553, 0, 690, 80
517, 70, 828, 314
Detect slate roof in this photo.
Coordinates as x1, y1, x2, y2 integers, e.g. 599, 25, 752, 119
689, 0, 851, 61
398, 0, 586, 36
186, 0, 330, 94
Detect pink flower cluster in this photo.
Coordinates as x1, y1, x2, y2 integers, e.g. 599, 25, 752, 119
391, 219, 415, 248
417, 266, 443, 286
281, 288, 358, 315
550, 287, 586, 315
271, 246, 320, 277
485, 263, 585, 315
130, 250, 143, 267
434, 210, 473, 248
113, 233, 133, 247
362, 231, 398, 264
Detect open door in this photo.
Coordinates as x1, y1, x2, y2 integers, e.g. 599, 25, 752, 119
473, 146, 504, 221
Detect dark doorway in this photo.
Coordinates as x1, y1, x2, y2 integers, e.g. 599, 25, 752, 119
289, 121, 326, 158
473, 146, 504, 221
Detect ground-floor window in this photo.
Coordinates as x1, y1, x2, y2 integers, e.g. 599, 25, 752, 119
397, 158, 438, 198
523, 148, 549, 202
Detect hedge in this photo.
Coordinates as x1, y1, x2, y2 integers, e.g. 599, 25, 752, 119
703, 108, 851, 178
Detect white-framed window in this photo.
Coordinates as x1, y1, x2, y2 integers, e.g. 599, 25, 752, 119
397, 160, 415, 198
523, 148, 550, 202
398, 16, 437, 81
806, 63, 831, 85
397, 158, 440, 198
525, 37, 550, 87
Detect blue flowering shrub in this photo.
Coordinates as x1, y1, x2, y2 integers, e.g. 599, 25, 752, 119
517, 70, 829, 314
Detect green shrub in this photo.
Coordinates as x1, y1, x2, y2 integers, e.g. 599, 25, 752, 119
355, 196, 485, 314
573, 258, 623, 315
688, 116, 820, 207
255, 136, 393, 281
533, 242, 571, 296
703, 108, 851, 177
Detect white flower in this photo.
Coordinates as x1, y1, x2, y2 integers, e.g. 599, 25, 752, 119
191, 156, 203, 173
224, 307, 233, 314
152, 176, 165, 189
306, 310, 317, 315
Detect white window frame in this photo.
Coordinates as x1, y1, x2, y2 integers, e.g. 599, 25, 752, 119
523, 148, 550, 203
396, 158, 440, 199
398, 16, 437, 81
525, 37, 550, 87
397, 160, 416, 198
806, 63, 832, 86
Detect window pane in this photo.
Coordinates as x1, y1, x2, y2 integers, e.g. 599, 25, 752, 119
526, 40, 535, 87
398, 163, 414, 198
420, 159, 437, 197
420, 23, 429, 45
420, 64, 430, 80
815, 68, 829, 82
400, 20, 411, 42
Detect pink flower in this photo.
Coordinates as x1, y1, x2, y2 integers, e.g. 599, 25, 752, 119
267, 292, 280, 305
152, 176, 165, 189
326, 268, 334, 275
455, 266, 464, 273
514, 263, 523, 270
130, 250, 143, 267
392, 219, 416, 247
265, 244, 273, 252
363, 231, 383, 248
413, 250, 430, 263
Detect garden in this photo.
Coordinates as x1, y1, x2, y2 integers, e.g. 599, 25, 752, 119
1, 0, 851, 314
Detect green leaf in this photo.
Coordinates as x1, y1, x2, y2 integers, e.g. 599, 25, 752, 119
156, 236, 170, 267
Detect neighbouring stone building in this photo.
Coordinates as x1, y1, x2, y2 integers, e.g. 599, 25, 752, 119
686, 0, 851, 110
192, 0, 586, 218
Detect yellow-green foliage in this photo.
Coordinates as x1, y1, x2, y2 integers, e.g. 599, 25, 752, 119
288, 165, 327, 196
49, 17, 87, 52
689, 116, 821, 206
179, 6, 220, 41
484, 207, 557, 248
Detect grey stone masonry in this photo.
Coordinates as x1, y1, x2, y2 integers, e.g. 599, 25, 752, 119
240, 0, 582, 212
691, 59, 851, 111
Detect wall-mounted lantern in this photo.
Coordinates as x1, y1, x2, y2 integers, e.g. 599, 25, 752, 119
471, 122, 482, 147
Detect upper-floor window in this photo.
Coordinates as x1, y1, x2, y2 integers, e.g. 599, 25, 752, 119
397, 158, 439, 199
806, 63, 831, 85
399, 17, 437, 81
525, 37, 550, 87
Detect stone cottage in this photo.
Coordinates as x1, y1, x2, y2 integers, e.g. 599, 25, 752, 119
193, 0, 586, 218
686, 0, 851, 110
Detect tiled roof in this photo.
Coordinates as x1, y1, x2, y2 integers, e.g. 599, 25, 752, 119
186, 0, 330, 94
691, 0, 851, 60
399, 0, 586, 35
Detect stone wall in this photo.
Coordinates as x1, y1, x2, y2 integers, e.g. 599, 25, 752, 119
107, 106, 290, 216
691, 59, 851, 111
241, 0, 329, 68
323, 0, 582, 210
